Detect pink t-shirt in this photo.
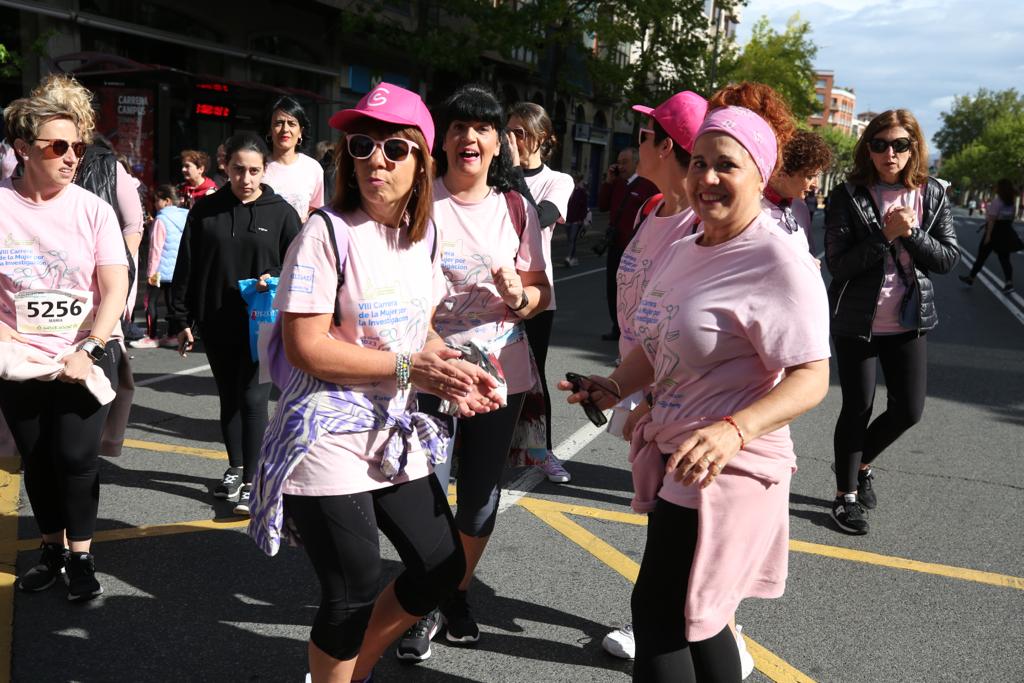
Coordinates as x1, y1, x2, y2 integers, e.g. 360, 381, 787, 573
638, 213, 830, 506
274, 210, 445, 496
762, 197, 815, 253
0, 180, 128, 356
432, 178, 546, 394
523, 165, 574, 311
871, 184, 923, 335
0, 146, 16, 181
617, 203, 697, 360
263, 153, 324, 220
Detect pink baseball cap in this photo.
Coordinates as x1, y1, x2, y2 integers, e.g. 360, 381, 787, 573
631, 91, 708, 153
329, 83, 435, 153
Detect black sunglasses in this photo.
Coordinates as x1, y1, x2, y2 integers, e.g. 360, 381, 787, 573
35, 138, 87, 158
346, 134, 419, 163
565, 372, 620, 427
868, 137, 912, 154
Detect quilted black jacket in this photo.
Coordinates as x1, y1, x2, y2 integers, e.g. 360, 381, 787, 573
824, 177, 959, 339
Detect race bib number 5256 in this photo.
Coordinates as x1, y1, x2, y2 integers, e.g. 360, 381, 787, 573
15, 289, 94, 335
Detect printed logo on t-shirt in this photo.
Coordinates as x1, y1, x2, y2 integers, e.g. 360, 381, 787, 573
289, 265, 315, 293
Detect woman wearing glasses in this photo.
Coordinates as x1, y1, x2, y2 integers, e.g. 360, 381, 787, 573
171, 131, 302, 514
505, 101, 575, 483
263, 96, 324, 220
0, 74, 129, 601
250, 83, 501, 683
825, 109, 958, 535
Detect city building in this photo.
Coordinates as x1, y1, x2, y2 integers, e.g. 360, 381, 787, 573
809, 70, 857, 135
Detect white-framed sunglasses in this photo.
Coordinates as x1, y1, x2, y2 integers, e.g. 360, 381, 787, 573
346, 134, 420, 163
638, 127, 655, 145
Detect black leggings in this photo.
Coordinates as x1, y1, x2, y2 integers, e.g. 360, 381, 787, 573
606, 243, 625, 333
0, 345, 120, 541
525, 309, 555, 450
283, 475, 464, 661
144, 283, 177, 338
201, 328, 270, 481
833, 332, 927, 492
428, 392, 526, 537
968, 231, 1014, 282
631, 499, 742, 682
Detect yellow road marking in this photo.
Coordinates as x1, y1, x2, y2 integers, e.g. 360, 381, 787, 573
122, 438, 227, 460
0, 457, 21, 683
789, 539, 1024, 591
517, 496, 816, 683
3, 517, 249, 554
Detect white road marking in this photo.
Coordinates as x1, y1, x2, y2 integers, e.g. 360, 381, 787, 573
135, 363, 212, 387
956, 247, 1024, 327
554, 267, 605, 283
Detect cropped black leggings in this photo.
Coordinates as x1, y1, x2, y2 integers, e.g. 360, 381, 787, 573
525, 309, 555, 450
631, 499, 742, 682
833, 332, 927, 492
0, 345, 120, 541
284, 475, 464, 661
201, 328, 270, 482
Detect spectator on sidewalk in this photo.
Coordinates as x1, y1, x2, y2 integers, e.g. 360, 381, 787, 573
564, 174, 589, 267
178, 149, 217, 208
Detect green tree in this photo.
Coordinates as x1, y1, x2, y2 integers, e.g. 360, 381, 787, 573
0, 42, 20, 78
817, 124, 856, 189
933, 88, 1024, 160
716, 14, 818, 118
943, 113, 1024, 189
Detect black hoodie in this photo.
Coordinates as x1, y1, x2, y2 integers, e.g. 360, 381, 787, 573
170, 183, 301, 338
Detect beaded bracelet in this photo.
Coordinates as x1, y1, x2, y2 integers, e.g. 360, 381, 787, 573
721, 415, 745, 450
395, 352, 412, 391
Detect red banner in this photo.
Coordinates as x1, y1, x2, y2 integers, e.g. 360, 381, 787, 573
94, 86, 156, 193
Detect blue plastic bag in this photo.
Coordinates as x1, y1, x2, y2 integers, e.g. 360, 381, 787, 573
238, 277, 279, 362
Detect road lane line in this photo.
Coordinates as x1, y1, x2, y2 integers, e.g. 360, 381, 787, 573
4, 517, 250, 554
123, 438, 227, 460
518, 496, 817, 683
956, 247, 1024, 326
0, 457, 20, 683
134, 363, 212, 387
789, 539, 1024, 590
553, 266, 605, 283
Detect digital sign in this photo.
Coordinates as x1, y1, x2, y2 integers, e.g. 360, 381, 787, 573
195, 103, 231, 118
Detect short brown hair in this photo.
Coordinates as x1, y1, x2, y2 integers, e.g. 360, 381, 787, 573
506, 102, 557, 162
848, 109, 929, 189
708, 82, 796, 156
331, 121, 434, 243
180, 149, 209, 172
781, 130, 833, 175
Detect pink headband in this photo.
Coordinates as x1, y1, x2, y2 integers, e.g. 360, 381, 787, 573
695, 106, 778, 183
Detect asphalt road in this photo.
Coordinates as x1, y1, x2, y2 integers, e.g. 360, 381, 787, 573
4, 207, 1022, 683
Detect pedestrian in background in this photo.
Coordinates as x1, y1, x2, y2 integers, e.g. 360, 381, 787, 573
959, 178, 1021, 293
262, 96, 324, 220
132, 184, 188, 348
596, 147, 658, 341
825, 109, 959, 535
764, 130, 833, 254
506, 101, 575, 483
563, 174, 589, 266
0, 73, 130, 601
171, 131, 301, 515
178, 148, 217, 207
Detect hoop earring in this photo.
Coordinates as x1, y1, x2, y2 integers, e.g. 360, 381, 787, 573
297, 137, 303, 147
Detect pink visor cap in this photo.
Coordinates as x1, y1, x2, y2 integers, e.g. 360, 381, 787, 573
329, 83, 435, 153
695, 106, 778, 183
631, 91, 708, 153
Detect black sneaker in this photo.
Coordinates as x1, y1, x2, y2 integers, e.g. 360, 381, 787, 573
958, 275, 974, 286
857, 468, 877, 510
441, 590, 480, 644
18, 542, 68, 592
214, 467, 243, 499
831, 495, 868, 535
233, 483, 252, 516
1003, 282, 1015, 294
66, 552, 103, 601
396, 609, 441, 661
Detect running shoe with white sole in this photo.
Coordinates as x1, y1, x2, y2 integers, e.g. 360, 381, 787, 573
128, 336, 159, 349
233, 483, 252, 516
441, 590, 479, 644
214, 467, 243, 499
66, 552, 103, 601
396, 609, 441, 661
736, 624, 755, 680
601, 623, 635, 659
831, 494, 868, 535
536, 452, 571, 483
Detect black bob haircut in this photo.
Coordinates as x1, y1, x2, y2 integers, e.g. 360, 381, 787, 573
434, 84, 518, 193
268, 96, 310, 151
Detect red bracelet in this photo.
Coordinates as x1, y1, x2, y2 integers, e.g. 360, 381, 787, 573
721, 415, 745, 450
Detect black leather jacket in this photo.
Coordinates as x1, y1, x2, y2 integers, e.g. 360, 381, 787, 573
824, 177, 959, 339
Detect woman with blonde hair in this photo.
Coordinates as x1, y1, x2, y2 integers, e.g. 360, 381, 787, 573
825, 109, 958, 534
0, 74, 129, 601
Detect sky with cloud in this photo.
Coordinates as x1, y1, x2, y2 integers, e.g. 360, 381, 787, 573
734, 0, 1024, 154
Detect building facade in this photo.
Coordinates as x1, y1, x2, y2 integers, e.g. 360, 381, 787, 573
808, 70, 857, 135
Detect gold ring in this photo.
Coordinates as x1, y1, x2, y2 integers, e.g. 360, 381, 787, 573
700, 456, 711, 468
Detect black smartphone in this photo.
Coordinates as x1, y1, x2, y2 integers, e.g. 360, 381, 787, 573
565, 372, 608, 427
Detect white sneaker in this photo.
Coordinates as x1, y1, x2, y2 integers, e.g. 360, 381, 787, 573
128, 336, 159, 349
601, 623, 635, 659
564, 256, 579, 267
736, 624, 755, 680
536, 453, 571, 483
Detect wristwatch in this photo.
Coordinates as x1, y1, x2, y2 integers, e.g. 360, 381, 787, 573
79, 339, 107, 363
509, 291, 530, 312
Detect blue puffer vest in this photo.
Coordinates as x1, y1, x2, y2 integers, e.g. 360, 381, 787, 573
157, 206, 189, 283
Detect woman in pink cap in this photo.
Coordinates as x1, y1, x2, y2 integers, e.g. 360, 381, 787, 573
561, 106, 830, 681
249, 83, 501, 683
